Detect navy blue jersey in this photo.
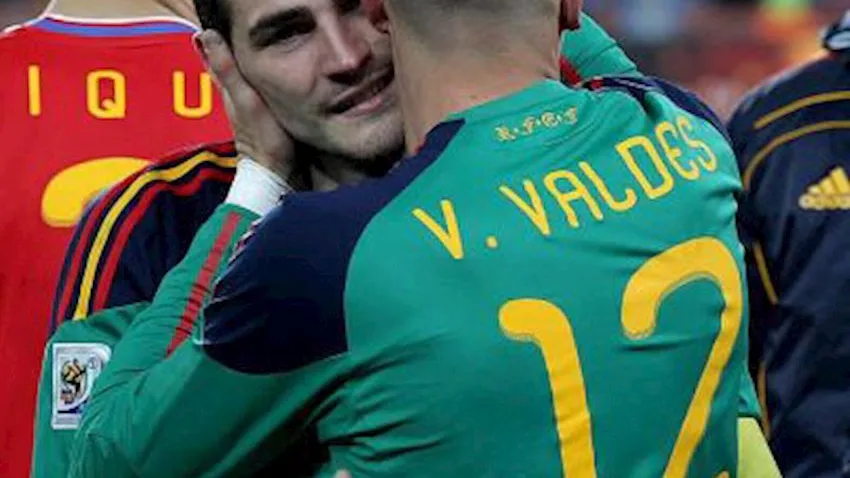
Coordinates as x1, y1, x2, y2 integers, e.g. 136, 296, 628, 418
727, 11, 850, 478
50, 142, 236, 331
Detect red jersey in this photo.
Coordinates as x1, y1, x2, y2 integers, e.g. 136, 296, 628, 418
0, 15, 231, 477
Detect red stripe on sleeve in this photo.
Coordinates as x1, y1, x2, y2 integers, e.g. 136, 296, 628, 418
90, 168, 233, 313
559, 56, 583, 86
589, 77, 604, 91
166, 211, 242, 355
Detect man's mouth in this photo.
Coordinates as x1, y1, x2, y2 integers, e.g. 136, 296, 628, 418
327, 70, 395, 118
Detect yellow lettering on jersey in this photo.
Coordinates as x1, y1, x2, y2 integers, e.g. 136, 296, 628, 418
500, 180, 552, 236
173, 71, 214, 119
87, 70, 127, 119
677, 116, 718, 172
543, 170, 604, 229
578, 161, 637, 213
495, 126, 517, 142
522, 116, 538, 136
28, 65, 42, 117
42, 157, 150, 228
493, 108, 579, 143
656, 122, 700, 181
541, 112, 559, 127
617, 135, 675, 200
413, 200, 465, 260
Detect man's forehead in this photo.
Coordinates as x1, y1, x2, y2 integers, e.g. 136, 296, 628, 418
229, 0, 334, 28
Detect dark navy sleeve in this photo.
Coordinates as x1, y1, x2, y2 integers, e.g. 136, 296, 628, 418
201, 195, 352, 375
584, 76, 730, 142
49, 144, 236, 332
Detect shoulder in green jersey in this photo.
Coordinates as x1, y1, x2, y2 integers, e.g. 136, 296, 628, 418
561, 14, 640, 81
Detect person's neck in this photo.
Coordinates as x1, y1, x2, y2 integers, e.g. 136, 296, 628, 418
47, 0, 198, 25
309, 162, 362, 191
393, 42, 559, 154
306, 149, 401, 191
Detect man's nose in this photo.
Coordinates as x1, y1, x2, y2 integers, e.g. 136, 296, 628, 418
323, 20, 373, 81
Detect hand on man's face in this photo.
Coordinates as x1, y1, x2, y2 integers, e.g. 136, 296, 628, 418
198, 30, 297, 183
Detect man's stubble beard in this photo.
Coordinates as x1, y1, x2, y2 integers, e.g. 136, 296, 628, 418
290, 131, 405, 190
292, 111, 406, 187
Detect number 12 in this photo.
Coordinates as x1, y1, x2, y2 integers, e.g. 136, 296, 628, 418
500, 237, 743, 478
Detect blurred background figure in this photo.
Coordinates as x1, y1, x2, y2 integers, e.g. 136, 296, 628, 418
583, 0, 847, 117
0, 0, 42, 27
729, 10, 850, 478
0, 0, 231, 476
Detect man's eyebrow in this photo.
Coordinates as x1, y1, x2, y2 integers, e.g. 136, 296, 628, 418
248, 8, 311, 45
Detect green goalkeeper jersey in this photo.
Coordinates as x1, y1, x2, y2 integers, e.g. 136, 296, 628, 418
70, 78, 760, 477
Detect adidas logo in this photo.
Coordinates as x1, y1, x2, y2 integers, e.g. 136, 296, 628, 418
799, 167, 850, 211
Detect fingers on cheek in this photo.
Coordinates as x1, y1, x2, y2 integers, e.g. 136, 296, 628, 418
213, 54, 237, 77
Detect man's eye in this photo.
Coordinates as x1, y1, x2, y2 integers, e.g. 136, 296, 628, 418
336, 0, 360, 14
264, 21, 314, 47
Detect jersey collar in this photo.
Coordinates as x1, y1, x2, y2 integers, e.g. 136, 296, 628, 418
31, 14, 197, 37
446, 79, 571, 125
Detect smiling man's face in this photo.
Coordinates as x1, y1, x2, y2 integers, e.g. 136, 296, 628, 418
228, 0, 403, 162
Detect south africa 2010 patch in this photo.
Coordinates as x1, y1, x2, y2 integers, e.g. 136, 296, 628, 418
51, 343, 111, 430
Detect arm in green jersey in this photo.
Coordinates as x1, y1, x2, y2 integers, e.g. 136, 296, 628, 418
68, 193, 354, 477
36, 203, 255, 478
36, 158, 291, 478
71, 337, 341, 477
560, 13, 640, 82
66, 203, 263, 477
31, 303, 145, 478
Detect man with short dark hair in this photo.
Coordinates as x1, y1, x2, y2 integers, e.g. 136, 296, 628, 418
68, 0, 778, 476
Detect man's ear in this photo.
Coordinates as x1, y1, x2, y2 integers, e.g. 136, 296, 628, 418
194, 30, 240, 90
559, 0, 582, 31
193, 32, 210, 66
363, 0, 390, 34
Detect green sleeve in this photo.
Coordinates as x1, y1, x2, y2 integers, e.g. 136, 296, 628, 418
561, 13, 640, 80
69, 202, 343, 477
67, 203, 260, 477
31, 303, 146, 478
71, 343, 344, 477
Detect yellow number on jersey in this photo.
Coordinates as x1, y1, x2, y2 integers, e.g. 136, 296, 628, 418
500, 237, 743, 477
500, 299, 597, 477
623, 237, 743, 477
41, 157, 149, 228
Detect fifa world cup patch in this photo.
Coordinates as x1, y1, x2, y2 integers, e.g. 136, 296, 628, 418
51, 343, 111, 430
